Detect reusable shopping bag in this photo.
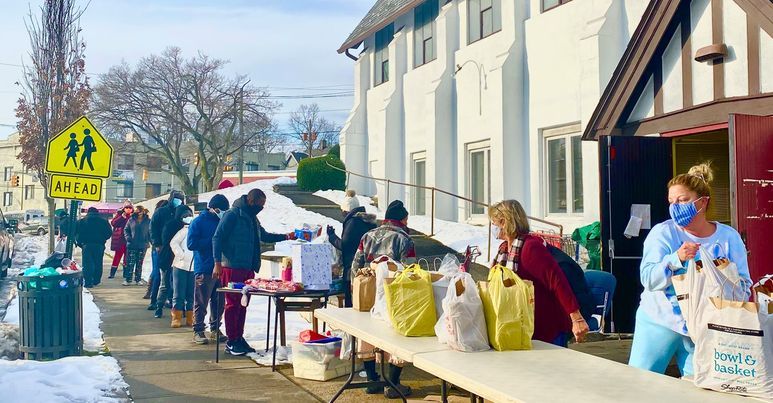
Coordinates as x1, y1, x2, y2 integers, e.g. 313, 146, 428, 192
370, 256, 402, 323
478, 265, 534, 351
384, 264, 436, 336
693, 297, 773, 399
352, 268, 376, 312
434, 272, 490, 352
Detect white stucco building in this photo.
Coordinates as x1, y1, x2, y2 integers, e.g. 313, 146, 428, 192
338, 0, 649, 232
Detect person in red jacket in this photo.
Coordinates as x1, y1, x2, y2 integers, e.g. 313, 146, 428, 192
109, 203, 133, 279
488, 199, 589, 346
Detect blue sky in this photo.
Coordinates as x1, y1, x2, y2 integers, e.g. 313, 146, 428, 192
0, 0, 373, 139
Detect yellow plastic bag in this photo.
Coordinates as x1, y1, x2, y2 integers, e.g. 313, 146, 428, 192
384, 264, 436, 336
479, 265, 535, 351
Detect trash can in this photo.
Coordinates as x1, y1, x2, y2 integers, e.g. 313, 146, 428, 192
17, 271, 83, 360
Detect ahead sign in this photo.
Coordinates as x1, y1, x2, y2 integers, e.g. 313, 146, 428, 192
48, 174, 102, 202
45, 116, 113, 179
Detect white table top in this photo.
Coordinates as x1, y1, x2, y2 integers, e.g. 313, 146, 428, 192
314, 308, 449, 362
412, 345, 755, 403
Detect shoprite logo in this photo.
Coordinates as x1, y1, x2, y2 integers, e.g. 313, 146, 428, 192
720, 384, 748, 393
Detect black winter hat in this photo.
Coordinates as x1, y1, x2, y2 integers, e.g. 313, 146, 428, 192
208, 194, 230, 211
385, 200, 408, 221
168, 190, 185, 202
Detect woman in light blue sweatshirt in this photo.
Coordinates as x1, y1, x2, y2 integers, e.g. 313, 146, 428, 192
628, 163, 752, 377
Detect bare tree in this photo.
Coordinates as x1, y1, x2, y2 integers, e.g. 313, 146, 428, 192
15, 0, 90, 251
287, 103, 340, 157
91, 47, 278, 195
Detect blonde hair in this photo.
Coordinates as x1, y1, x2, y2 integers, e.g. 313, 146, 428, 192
668, 162, 714, 198
345, 189, 356, 198
488, 200, 530, 238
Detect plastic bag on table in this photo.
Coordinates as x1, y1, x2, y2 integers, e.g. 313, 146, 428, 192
437, 254, 461, 276
384, 264, 436, 336
370, 256, 403, 324
479, 265, 534, 351
435, 272, 489, 352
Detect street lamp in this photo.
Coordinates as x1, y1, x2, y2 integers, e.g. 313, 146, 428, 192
453, 60, 488, 115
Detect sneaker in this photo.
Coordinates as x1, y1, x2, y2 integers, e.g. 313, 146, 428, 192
146, 303, 155, 311
193, 331, 209, 345
225, 340, 250, 356
384, 384, 412, 399
134, 281, 141, 286
208, 330, 228, 343
137, 280, 147, 286
237, 337, 256, 354
365, 377, 384, 395
122, 280, 131, 286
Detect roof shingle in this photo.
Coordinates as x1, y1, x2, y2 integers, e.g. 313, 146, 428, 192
338, 0, 422, 53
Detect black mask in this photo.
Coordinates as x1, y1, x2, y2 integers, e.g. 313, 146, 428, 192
247, 204, 263, 216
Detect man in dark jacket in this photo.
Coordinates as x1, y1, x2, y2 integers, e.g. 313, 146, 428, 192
326, 205, 377, 307
149, 191, 184, 314
155, 203, 191, 318
213, 189, 294, 356
76, 207, 112, 288
188, 194, 230, 345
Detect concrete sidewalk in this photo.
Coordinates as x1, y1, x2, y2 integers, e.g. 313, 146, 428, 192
88, 254, 317, 403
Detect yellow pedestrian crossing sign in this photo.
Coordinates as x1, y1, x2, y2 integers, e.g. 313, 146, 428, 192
45, 116, 113, 178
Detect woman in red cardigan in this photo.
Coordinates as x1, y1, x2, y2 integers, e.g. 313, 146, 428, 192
488, 200, 589, 346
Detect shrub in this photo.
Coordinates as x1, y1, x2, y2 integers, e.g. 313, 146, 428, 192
327, 144, 340, 158
297, 155, 346, 192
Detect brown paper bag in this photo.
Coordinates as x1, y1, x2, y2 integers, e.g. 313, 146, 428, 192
353, 274, 376, 312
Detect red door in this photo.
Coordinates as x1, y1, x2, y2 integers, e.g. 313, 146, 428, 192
730, 114, 773, 283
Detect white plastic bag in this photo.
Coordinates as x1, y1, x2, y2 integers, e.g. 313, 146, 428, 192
54, 238, 66, 253
437, 254, 461, 276
434, 272, 490, 352
431, 254, 461, 318
370, 256, 402, 324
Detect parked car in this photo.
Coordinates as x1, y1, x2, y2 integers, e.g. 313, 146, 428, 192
18, 218, 50, 236
0, 209, 15, 278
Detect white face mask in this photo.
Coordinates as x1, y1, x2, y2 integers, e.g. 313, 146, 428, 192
491, 225, 501, 240
182, 216, 193, 224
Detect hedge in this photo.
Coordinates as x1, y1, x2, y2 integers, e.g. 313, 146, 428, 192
327, 144, 340, 158
297, 155, 346, 192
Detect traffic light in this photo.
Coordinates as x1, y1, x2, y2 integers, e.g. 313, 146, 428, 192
142, 169, 148, 181
10, 175, 19, 187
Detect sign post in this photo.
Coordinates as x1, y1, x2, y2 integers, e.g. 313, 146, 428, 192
45, 116, 113, 258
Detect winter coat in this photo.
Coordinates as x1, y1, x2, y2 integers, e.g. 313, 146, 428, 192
150, 192, 183, 247
124, 214, 151, 250
110, 213, 130, 251
75, 211, 112, 246
187, 210, 220, 275
170, 225, 194, 271
159, 205, 192, 269
546, 244, 595, 323
213, 195, 287, 271
352, 219, 416, 269
328, 206, 378, 273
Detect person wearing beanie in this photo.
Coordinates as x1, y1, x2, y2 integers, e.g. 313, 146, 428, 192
108, 203, 133, 279
340, 194, 360, 216
167, 205, 194, 328
351, 199, 416, 398
123, 206, 151, 286
76, 207, 112, 288
150, 190, 186, 317
188, 194, 230, 344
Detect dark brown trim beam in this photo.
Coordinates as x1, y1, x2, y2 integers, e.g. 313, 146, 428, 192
654, 59, 664, 115
621, 93, 773, 135
712, 0, 725, 101
733, 0, 773, 38
748, 11, 761, 95
681, 12, 693, 107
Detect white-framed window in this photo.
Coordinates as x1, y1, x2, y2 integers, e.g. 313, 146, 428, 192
24, 185, 34, 200
468, 0, 501, 44
414, 0, 439, 67
543, 124, 584, 215
411, 152, 427, 216
3, 167, 12, 182
3, 192, 12, 207
374, 24, 394, 86
466, 141, 491, 218
116, 181, 134, 198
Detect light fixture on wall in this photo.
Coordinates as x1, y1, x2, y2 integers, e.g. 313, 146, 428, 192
454, 60, 487, 115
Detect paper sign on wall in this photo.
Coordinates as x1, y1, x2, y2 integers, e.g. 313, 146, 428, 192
631, 204, 651, 229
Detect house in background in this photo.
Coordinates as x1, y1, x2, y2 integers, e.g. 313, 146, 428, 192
337, 0, 649, 232
224, 151, 287, 172
582, 0, 772, 332
285, 152, 309, 169
0, 133, 55, 213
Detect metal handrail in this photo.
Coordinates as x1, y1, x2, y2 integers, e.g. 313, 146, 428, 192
326, 162, 564, 260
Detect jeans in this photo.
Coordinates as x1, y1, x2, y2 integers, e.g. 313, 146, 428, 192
220, 267, 254, 341
156, 265, 173, 311
629, 308, 695, 376
193, 273, 223, 332
81, 244, 105, 287
124, 248, 147, 283
172, 268, 194, 311
149, 248, 161, 305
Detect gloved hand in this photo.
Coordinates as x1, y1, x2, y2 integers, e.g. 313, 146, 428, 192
286, 232, 297, 240
326, 225, 336, 238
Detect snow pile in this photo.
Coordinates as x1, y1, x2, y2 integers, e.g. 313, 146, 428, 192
11, 235, 49, 272
0, 323, 19, 359
313, 190, 504, 258
4, 288, 105, 352
0, 355, 127, 403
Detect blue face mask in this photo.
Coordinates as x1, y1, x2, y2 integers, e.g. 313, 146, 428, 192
216, 211, 224, 220
669, 197, 706, 227
182, 216, 193, 224
171, 198, 182, 207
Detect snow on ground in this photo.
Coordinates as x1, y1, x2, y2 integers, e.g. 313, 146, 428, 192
11, 235, 49, 274
0, 355, 127, 403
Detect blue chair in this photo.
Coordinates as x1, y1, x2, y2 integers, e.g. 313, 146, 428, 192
584, 270, 617, 333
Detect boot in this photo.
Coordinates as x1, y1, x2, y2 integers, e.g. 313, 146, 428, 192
108, 266, 118, 279
142, 284, 152, 299
363, 360, 383, 395
384, 364, 411, 398
170, 309, 183, 328
185, 310, 194, 327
